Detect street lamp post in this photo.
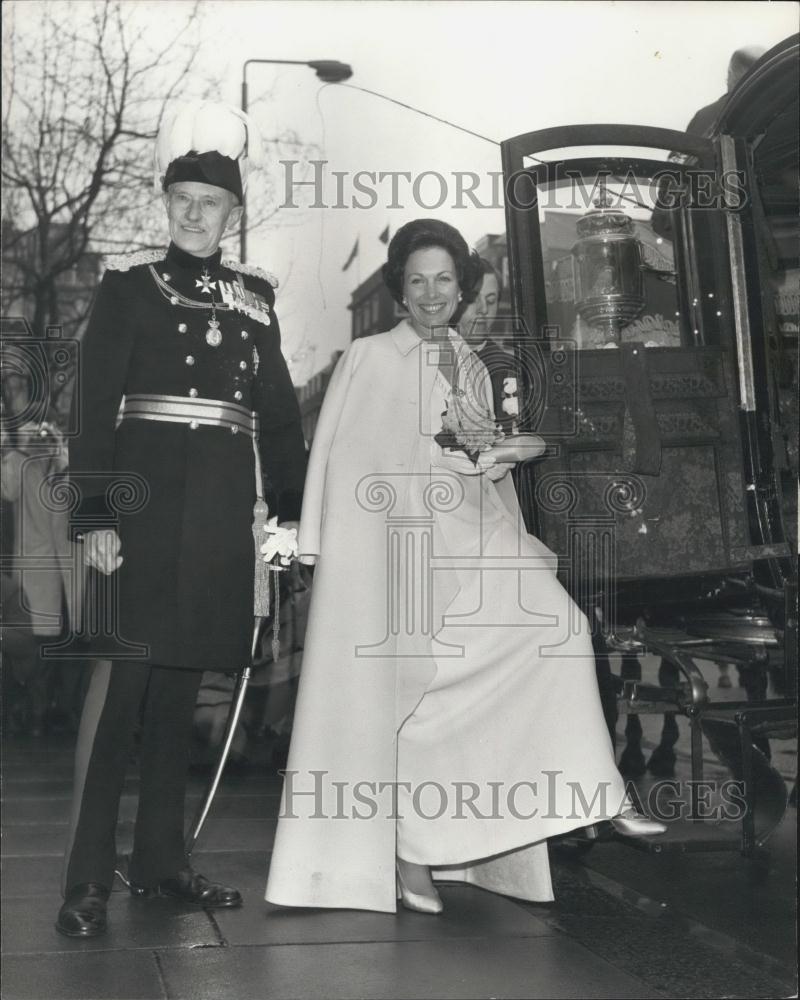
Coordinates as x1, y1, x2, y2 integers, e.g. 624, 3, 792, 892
240, 58, 353, 262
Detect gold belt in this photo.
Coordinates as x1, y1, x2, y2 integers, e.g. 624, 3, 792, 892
120, 394, 257, 439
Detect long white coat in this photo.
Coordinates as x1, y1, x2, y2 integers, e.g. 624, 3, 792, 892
265, 321, 626, 912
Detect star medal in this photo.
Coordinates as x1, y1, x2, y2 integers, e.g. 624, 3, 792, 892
205, 317, 222, 347
196, 271, 216, 295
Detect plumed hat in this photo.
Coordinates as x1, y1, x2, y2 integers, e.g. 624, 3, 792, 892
154, 100, 265, 203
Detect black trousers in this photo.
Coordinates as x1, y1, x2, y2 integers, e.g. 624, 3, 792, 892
62, 659, 203, 896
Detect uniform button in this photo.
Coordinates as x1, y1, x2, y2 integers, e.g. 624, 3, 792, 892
185, 355, 195, 366
239, 360, 248, 371
170, 296, 179, 305
163, 273, 171, 282
234, 390, 243, 401
189, 420, 199, 430
188, 388, 198, 398
230, 425, 239, 435
178, 323, 188, 333
241, 330, 249, 340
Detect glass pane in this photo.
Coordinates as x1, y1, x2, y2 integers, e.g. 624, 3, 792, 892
538, 169, 688, 350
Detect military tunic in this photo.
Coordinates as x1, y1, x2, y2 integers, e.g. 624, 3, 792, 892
69, 241, 306, 671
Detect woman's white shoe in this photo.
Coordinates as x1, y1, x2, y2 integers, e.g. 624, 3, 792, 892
395, 866, 443, 915
610, 809, 667, 837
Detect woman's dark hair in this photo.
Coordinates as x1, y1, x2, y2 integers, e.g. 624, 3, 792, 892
382, 218, 483, 309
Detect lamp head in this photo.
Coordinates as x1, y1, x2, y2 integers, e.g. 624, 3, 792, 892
307, 60, 353, 83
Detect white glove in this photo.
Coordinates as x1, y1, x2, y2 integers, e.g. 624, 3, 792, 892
260, 517, 299, 569
83, 529, 123, 575
436, 448, 498, 477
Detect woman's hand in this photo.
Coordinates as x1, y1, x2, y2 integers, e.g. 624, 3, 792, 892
436, 449, 504, 477
486, 461, 515, 482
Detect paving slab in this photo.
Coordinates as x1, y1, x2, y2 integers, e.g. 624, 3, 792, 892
189, 818, 276, 853
1, 856, 64, 897
542, 859, 797, 999
2, 792, 277, 826
183, 793, 278, 822
579, 820, 797, 967
157, 936, 657, 999
1, 856, 134, 898
1, 950, 167, 999
3, 761, 76, 781
1, 821, 134, 858
1, 777, 139, 799
1, 894, 220, 955
214, 883, 557, 947
188, 850, 270, 891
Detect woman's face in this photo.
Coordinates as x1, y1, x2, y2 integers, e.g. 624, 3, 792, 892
402, 246, 460, 338
458, 272, 499, 346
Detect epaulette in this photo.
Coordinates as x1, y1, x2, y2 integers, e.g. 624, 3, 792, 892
221, 255, 279, 289
104, 248, 168, 272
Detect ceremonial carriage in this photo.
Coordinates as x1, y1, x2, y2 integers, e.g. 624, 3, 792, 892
500, 34, 798, 856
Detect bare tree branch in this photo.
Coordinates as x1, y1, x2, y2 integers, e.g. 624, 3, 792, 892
2, 0, 205, 342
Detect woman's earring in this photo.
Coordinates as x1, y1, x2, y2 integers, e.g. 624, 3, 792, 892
458, 292, 463, 302
402, 297, 407, 307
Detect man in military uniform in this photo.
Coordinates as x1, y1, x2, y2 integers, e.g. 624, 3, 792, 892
57, 102, 306, 937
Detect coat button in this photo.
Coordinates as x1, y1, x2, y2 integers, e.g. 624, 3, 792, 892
239, 360, 247, 371
170, 296, 179, 305
230, 425, 239, 435
185, 355, 195, 366
188, 388, 198, 398
189, 420, 199, 430
241, 330, 249, 340
178, 323, 188, 333
234, 390, 243, 401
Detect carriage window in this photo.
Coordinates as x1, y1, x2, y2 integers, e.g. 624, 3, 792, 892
536, 166, 720, 351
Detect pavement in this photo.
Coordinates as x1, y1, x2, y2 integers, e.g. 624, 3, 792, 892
1, 654, 797, 1000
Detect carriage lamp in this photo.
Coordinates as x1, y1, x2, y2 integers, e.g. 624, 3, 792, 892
571, 181, 645, 343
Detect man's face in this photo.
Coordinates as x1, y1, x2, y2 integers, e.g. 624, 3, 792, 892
458, 273, 500, 346
163, 181, 242, 258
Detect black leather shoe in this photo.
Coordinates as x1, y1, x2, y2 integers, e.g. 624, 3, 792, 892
55, 882, 110, 938
129, 867, 242, 908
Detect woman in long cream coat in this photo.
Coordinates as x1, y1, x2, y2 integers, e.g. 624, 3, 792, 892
265, 220, 664, 915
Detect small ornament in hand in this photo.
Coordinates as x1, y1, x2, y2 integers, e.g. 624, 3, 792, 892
260, 517, 298, 570
434, 395, 504, 466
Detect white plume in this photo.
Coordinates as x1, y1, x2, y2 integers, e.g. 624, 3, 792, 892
154, 100, 265, 192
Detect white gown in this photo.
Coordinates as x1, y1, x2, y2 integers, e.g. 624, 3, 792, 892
266, 324, 629, 911
395, 362, 628, 884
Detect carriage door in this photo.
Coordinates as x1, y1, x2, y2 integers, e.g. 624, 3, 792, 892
500, 125, 790, 620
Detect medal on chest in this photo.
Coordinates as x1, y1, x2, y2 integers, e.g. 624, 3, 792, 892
196, 266, 223, 348
205, 317, 222, 347
218, 276, 272, 327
